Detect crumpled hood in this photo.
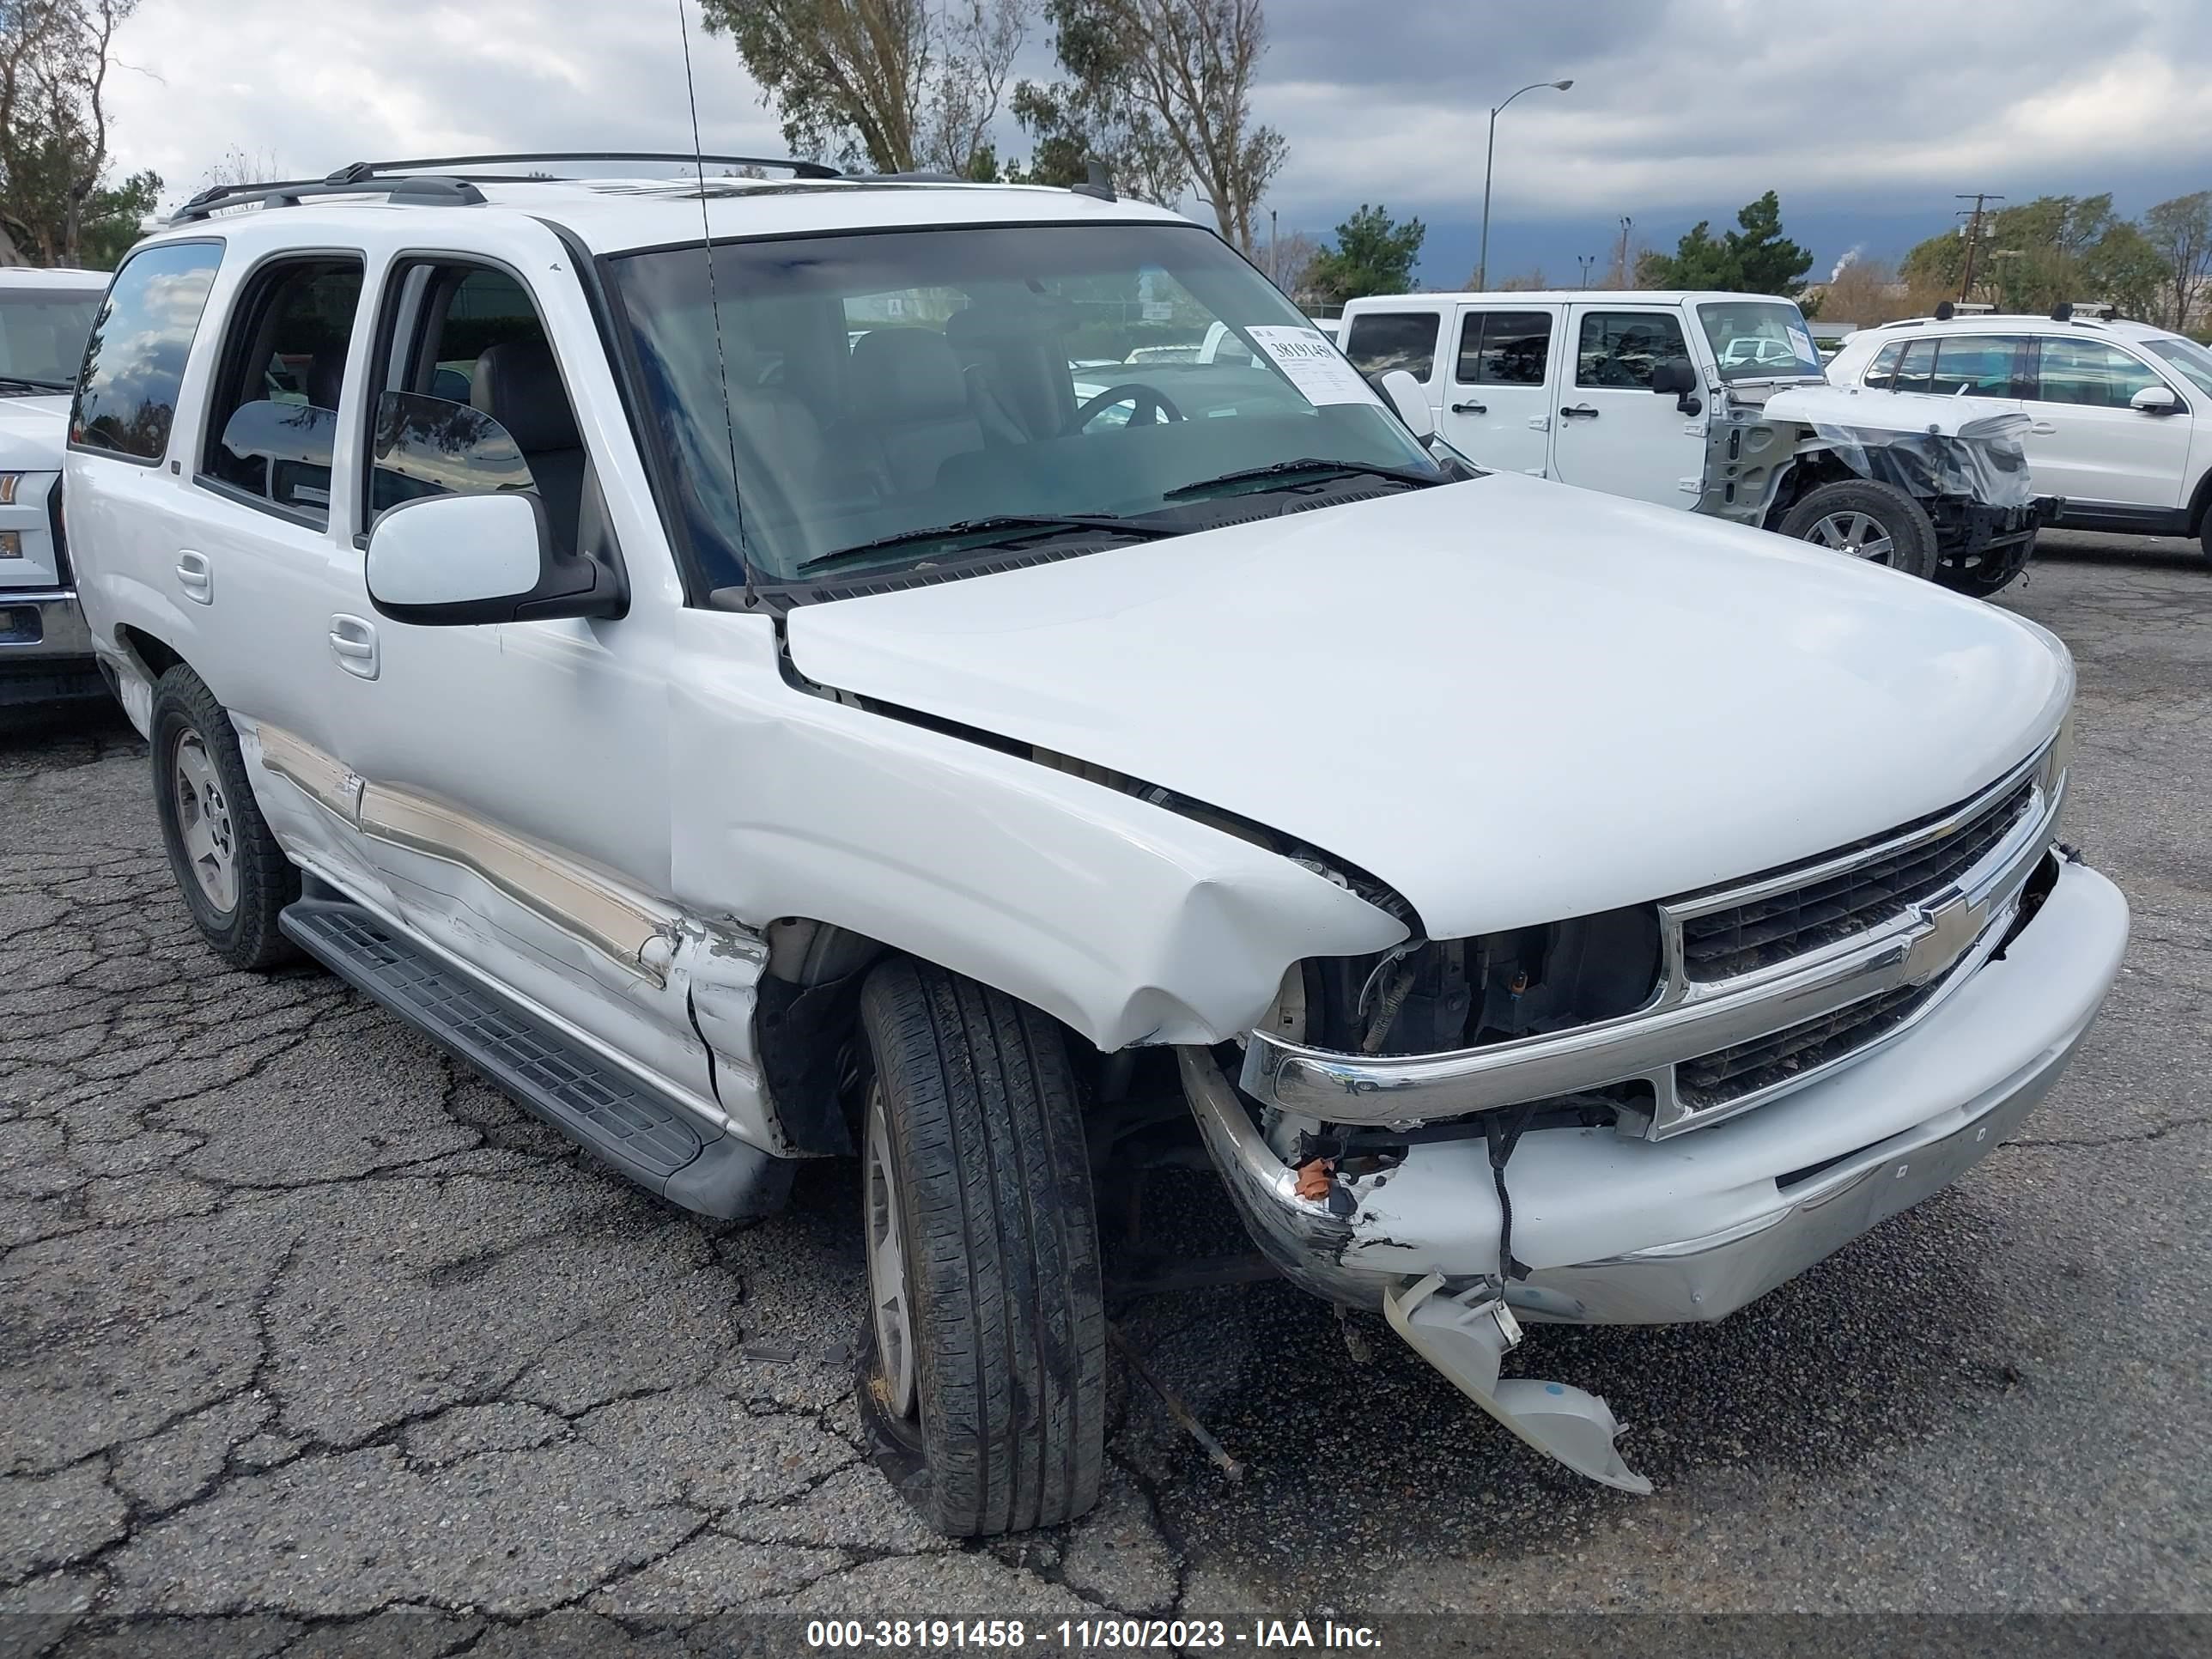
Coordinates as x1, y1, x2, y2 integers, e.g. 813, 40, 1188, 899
0, 394, 70, 472
786, 475, 2070, 939
1765, 381, 2030, 441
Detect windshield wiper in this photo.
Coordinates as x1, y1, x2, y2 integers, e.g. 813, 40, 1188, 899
1163, 457, 1444, 501
795, 514, 1176, 575
0, 374, 71, 393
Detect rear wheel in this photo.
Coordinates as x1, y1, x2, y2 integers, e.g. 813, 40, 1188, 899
149, 665, 299, 969
854, 957, 1105, 1536
1778, 479, 1940, 580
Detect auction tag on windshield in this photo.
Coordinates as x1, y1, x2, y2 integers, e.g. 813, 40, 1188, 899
1247, 325, 1382, 406
1787, 322, 1818, 364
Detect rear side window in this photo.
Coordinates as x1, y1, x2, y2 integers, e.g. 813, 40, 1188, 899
202, 257, 364, 525
1575, 310, 1689, 389
1891, 337, 1938, 394
1929, 335, 2027, 397
1862, 340, 1905, 388
1342, 311, 1441, 383
2033, 338, 2164, 408
70, 240, 223, 464
1454, 310, 1551, 386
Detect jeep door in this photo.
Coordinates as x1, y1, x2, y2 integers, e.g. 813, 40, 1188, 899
1549, 304, 1706, 507
1437, 304, 1559, 476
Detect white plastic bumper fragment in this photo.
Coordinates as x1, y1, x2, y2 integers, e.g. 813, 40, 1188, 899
1382, 1272, 1652, 1494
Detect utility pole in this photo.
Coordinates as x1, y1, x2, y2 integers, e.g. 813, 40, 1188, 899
1269, 209, 1279, 284
1615, 216, 1632, 287
1577, 253, 1595, 285
1955, 192, 2003, 301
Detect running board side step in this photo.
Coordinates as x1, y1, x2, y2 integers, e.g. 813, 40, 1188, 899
279, 898, 789, 1219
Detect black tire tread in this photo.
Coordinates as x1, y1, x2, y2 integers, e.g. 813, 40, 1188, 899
149, 665, 300, 970
1779, 478, 1941, 580
860, 958, 1104, 1535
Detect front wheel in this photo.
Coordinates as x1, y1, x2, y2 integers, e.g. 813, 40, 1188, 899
1778, 479, 1940, 580
854, 958, 1105, 1536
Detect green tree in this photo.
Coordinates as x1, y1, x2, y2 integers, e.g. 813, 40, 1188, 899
2142, 190, 2212, 331
1639, 191, 1811, 295
1900, 192, 2172, 316
1, 0, 142, 266
1305, 204, 1425, 302
75, 163, 155, 267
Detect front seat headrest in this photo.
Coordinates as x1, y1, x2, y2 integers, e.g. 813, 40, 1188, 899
471, 339, 580, 452
847, 328, 970, 421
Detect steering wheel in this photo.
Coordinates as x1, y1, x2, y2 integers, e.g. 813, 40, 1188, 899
1077, 383, 1186, 428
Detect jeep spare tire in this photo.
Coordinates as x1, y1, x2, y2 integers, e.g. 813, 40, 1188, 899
854, 958, 1106, 1536
1779, 479, 1940, 580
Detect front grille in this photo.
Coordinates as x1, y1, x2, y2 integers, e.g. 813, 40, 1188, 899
1676, 979, 1941, 1111
1678, 776, 2033, 981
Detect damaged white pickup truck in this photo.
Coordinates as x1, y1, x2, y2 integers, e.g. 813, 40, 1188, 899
65, 158, 2129, 1536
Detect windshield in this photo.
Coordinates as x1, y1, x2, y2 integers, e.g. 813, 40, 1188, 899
0, 284, 102, 388
2144, 337, 2212, 398
1695, 300, 1823, 383
608, 222, 1442, 588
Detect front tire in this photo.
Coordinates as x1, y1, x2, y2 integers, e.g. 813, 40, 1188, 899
854, 958, 1105, 1536
149, 665, 299, 970
1778, 479, 1940, 580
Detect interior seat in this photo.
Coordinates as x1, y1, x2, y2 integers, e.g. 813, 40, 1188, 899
832, 329, 986, 495
471, 339, 584, 552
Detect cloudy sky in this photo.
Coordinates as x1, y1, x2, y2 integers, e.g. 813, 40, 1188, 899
102, 0, 2212, 285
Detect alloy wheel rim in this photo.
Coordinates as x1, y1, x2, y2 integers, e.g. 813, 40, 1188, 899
1810, 509, 1895, 565
864, 1085, 916, 1419
173, 731, 240, 914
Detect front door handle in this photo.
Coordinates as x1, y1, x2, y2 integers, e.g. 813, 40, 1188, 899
175, 550, 212, 605
1450, 400, 1487, 415
329, 614, 380, 681
2029, 422, 2057, 434
1560, 404, 1601, 419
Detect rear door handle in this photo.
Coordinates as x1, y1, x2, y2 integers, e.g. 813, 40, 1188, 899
175, 550, 212, 605
1560, 404, 1600, 419
329, 614, 380, 681
1450, 400, 1486, 415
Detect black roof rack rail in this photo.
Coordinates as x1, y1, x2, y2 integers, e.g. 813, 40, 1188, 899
171, 173, 488, 222
168, 151, 842, 223
336, 151, 842, 181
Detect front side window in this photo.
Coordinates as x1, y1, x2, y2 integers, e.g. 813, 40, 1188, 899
1928, 335, 2027, 398
1863, 340, 1905, 388
366, 262, 586, 554
1341, 311, 1442, 382
0, 285, 104, 392
1694, 300, 1821, 383
2033, 338, 2166, 408
610, 222, 1442, 592
1454, 310, 1551, 386
1576, 310, 1690, 389
70, 240, 222, 463
202, 257, 364, 523
2142, 337, 2212, 398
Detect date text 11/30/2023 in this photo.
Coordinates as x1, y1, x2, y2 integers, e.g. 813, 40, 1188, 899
804, 1617, 1384, 1649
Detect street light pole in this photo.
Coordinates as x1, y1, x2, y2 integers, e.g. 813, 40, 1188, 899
1477, 77, 1574, 290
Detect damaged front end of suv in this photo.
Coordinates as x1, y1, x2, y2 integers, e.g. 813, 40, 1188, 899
1173, 729, 2123, 1494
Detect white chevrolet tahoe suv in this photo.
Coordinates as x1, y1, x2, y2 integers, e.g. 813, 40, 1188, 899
1826, 308, 2212, 566
66, 156, 2129, 1534
2, 266, 110, 710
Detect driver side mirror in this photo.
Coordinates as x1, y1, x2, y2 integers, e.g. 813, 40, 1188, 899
365, 491, 625, 626
1378, 368, 1435, 441
1650, 356, 1704, 415
2130, 384, 2180, 416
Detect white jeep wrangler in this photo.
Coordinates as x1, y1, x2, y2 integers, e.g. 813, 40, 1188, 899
67, 156, 2128, 1534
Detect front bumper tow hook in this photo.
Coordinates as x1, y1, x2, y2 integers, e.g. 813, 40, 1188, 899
1382, 1273, 1653, 1495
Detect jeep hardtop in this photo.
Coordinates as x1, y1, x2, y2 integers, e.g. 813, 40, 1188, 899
65, 157, 2128, 1534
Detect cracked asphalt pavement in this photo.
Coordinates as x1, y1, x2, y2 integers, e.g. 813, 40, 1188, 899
2, 532, 2207, 1649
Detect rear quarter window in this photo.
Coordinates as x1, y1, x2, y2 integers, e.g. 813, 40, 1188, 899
70, 240, 224, 464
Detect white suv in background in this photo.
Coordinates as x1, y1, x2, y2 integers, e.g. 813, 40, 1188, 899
1826, 311, 2212, 565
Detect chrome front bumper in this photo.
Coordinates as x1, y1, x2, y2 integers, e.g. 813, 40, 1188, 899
0, 586, 102, 707
1182, 854, 2129, 1324
1242, 738, 2068, 1139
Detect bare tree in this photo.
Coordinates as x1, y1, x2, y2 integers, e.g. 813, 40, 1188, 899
199, 144, 284, 191
2, 0, 140, 265
2142, 191, 2212, 333
702, 0, 1026, 177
